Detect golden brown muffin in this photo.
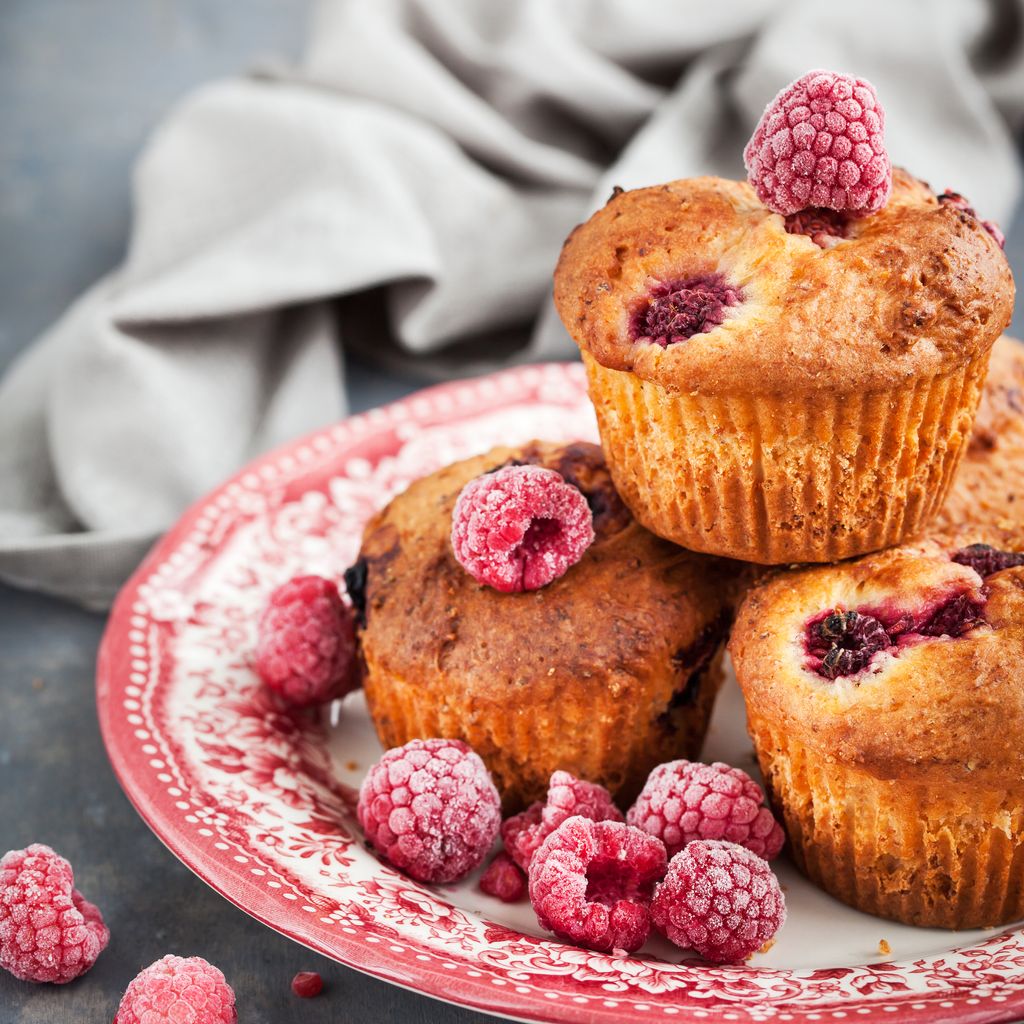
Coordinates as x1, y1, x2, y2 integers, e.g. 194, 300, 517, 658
554, 170, 1014, 565
347, 441, 744, 811
729, 528, 1024, 928
937, 335, 1024, 532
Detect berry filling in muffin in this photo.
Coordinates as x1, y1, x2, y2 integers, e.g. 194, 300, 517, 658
783, 207, 850, 248
631, 275, 743, 346
952, 542, 1024, 577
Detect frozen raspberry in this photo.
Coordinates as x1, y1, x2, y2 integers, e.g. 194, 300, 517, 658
358, 738, 501, 883
938, 192, 1006, 249
528, 817, 667, 954
502, 771, 623, 872
114, 955, 236, 1024
632, 275, 743, 346
627, 761, 784, 860
744, 70, 891, 216
291, 971, 323, 998
0, 844, 109, 984
650, 840, 786, 963
953, 543, 1024, 578
255, 575, 359, 708
807, 609, 891, 679
451, 465, 594, 592
479, 852, 527, 902
784, 207, 850, 248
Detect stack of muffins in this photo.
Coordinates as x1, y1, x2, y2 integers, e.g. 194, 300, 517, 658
349, 70, 1023, 931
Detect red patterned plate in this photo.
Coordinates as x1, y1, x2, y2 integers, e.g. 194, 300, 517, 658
98, 363, 1024, 1024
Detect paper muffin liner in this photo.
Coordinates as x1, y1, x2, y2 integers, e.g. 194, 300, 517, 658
582, 350, 991, 564
363, 651, 724, 813
747, 712, 1024, 929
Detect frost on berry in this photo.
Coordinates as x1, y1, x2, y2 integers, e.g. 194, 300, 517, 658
628, 761, 784, 860
357, 738, 501, 884
528, 817, 667, 954
744, 70, 891, 216
255, 575, 359, 707
806, 610, 891, 679
784, 207, 850, 248
502, 771, 623, 872
451, 465, 595, 592
953, 543, 1024, 578
114, 955, 237, 1024
0, 844, 109, 984
938, 192, 1006, 249
479, 852, 527, 902
631, 275, 742, 346
650, 840, 786, 963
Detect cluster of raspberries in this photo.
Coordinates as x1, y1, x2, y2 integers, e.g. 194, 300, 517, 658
357, 742, 787, 963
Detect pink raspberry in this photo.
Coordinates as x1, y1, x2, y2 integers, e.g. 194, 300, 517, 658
744, 70, 891, 216
632, 275, 743, 346
938, 191, 1006, 249
291, 971, 324, 998
650, 840, 786, 963
451, 465, 594, 592
528, 817, 667, 954
0, 844, 109, 984
627, 761, 784, 860
479, 852, 527, 902
114, 955, 237, 1023
358, 738, 501, 883
255, 575, 359, 708
502, 770, 623, 871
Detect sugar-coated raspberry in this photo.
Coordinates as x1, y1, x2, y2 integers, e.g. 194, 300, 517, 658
451, 466, 594, 592
479, 852, 527, 902
291, 971, 323, 998
255, 575, 359, 708
114, 955, 237, 1024
650, 840, 786, 963
745, 70, 891, 216
528, 817, 667, 954
938, 192, 1006, 249
632, 275, 743, 346
358, 738, 501, 883
953, 543, 1024, 578
502, 770, 623, 872
0, 844, 109, 984
627, 761, 784, 860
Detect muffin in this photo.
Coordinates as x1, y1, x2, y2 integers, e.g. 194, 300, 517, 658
730, 529, 1024, 928
553, 171, 1014, 564
936, 335, 1024, 532
346, 441, 743, 811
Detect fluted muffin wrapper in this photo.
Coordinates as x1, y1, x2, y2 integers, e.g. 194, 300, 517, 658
582, 350, 990, 564
747, 712, 1024, 929
363, 651, 724, 813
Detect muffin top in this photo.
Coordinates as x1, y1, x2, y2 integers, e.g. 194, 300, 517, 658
937, 335, 1024, 532
729, 528, 1024, 786
554, 170, 1013, 394
349, 441, 742, 710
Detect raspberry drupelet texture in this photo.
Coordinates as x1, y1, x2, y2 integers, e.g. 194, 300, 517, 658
528, 816, 667, 954
502, 770, 624, 872
255, 575, 359, 708
358, 738, 501, 884
632, 275, 743, 346
744, 70, 891, 216
784, 207, 850, 248
291, 971, 324, 998
627, 761, 784, 860
479, 852, 527, 902
0, 844, 109, 984
650, 840, 786, 963
114, 955, 237, 1024
807, 609, 891, 679
953, 543, 1024, 577
451, 465, 595, 592
939, 191, 1006, 249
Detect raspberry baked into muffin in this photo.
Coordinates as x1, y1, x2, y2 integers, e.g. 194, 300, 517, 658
730, 529, 1024, 928
346, 441, 743, 810
937, 335, 1024, 533
553, 72, 1013, 565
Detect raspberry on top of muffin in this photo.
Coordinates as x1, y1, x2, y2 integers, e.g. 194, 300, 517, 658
347, 440, 746, 810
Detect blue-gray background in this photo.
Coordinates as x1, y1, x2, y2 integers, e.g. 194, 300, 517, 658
1, 4, 1022, 1022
